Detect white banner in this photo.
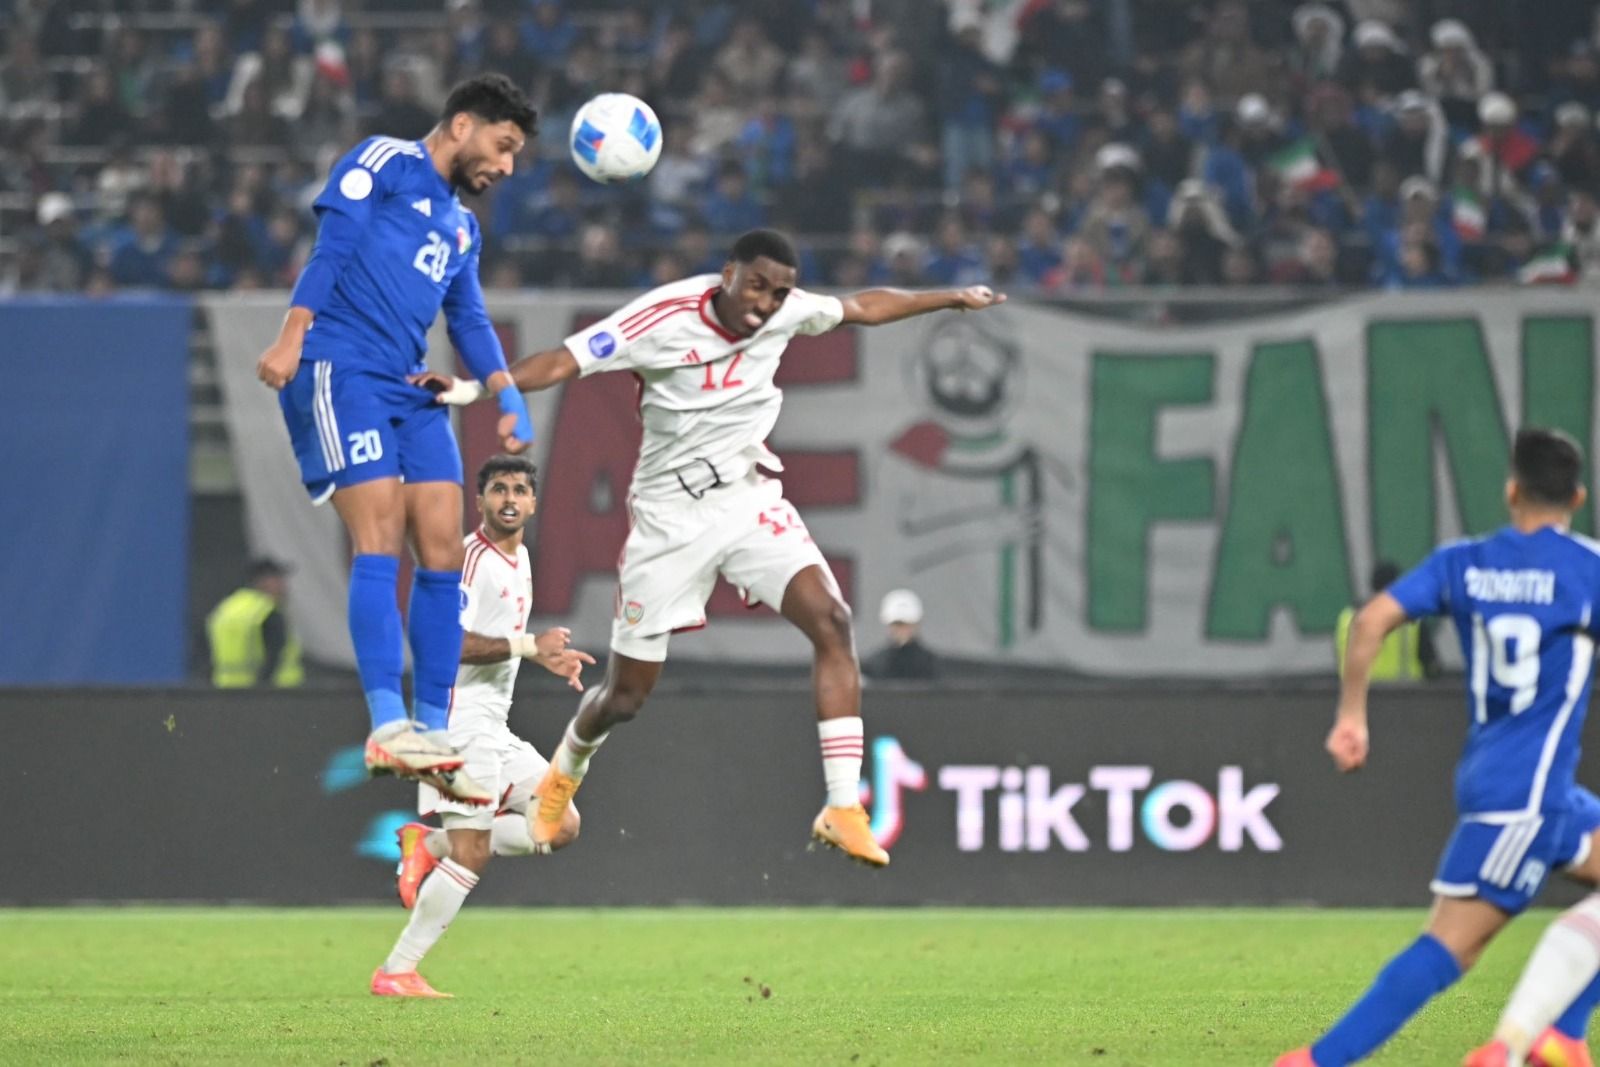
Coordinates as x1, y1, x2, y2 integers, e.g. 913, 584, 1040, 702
204, 290, 1600, 675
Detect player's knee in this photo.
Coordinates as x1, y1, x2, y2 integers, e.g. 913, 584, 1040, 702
601, 683, 649, 723
813, 598, 854, 650
451, 832, 492, 873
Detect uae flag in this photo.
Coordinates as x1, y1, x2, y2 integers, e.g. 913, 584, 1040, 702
1450, 187, 1485, 241
1518, 243, 1577, 285
1268, 139, 1340, 191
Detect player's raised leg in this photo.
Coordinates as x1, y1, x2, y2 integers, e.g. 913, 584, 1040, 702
331, 478, 461, 779
780, 564, 887, 867
530, 652, 662, 846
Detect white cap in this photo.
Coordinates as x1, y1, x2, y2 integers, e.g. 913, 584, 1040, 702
1292, 4, 1341, 38
1399, 174, 1438, 201
1430, 19, 1473, 49
879, 589, 924, 626
36, 192, 73, 227
1235, 93, 1271, 126
883, 231, 924, 260
1478, 91, 1516, 126
1095, 142, 1141, 173
1394, 89, 1431, 114
1354, 20, 1401, 51
1558, 101, 1591, 129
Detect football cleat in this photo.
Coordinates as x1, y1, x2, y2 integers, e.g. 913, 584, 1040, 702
417, 766, 494, 807
528, 765, 582, 846
1462, 1040, 1514, 1067
364, 726, 463, 779
811, 804, 889, 867
370, 967, 452, 998
1531, 1027, 1594, 1067
394, 822, 438, 910
1274, 1050, 1319, 1067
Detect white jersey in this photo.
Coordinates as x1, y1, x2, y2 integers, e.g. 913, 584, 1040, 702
564, 274, 845, 499
450, 529, 532, 726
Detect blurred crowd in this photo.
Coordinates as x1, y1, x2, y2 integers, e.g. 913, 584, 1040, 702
5, 0, 1600, 295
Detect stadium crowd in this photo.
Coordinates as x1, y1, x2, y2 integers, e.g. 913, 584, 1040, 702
3, 0, 1600, 294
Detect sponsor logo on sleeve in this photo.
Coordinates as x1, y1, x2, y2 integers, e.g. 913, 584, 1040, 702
589, 331, 618, 358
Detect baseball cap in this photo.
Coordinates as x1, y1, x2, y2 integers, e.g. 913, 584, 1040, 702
1430, 19, 1473, 49
1478, 91, 1516, 126
36, 192, 73, 227
879, 589, 924, 626
1399, 175, 1438, 201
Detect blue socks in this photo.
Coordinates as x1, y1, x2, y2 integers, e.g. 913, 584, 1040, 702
348, 554, 406, 729
1556, 971, 1600, 1039
408, 568, 465, 732
1311, 934, 1462, 1066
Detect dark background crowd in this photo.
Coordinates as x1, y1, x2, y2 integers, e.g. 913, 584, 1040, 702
4, 0, 1600, 296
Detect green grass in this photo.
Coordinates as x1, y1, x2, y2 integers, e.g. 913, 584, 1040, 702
0, 907, 1578, 1065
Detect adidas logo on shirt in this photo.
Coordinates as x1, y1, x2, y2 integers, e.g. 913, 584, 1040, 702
412, 198, 431, 217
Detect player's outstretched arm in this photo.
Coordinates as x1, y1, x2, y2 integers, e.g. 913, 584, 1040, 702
1327, 592, 1409, 773
839, 285, 1006, 327
413, 346, 580, 407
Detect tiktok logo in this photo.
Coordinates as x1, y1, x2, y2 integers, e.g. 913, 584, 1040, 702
859, 735, 928, 848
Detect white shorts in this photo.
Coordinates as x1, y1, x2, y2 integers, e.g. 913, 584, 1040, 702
612, 474, 830, 661
417, 720, 549, 830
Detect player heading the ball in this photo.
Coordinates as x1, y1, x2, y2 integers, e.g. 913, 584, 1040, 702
422, 228, 1005, 866
255, 73, 538, 805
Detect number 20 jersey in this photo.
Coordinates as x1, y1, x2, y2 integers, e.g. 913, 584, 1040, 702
1389, 526, 1600, 817
302, 136, 484, 375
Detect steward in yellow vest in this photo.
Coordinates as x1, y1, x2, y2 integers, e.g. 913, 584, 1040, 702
1335, 561, 1437, 682
207, 559, 303, 688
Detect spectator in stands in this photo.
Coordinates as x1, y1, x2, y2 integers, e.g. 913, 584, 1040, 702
1077, 145, 1150, 284
1221, 244, 1262, 285
192, 21, 235, 110
689, 71, 744, 159
28, 193, 89, 293
1015, 0, 1107, 91
1289, 4, 1344, 85
1179, 0, 1276, 107
207, 558, 303, 689
1469, 92, 1542, 193
862, 589, 940, 681
702, 160, 767, 237
714, 16, 784, 100
786, 26, 847, 121
1142, 228, 1183, 286
368, 64, 434, 139
297, 70, 356, 149
1043, 236, 1107, 291
228, 76, 294, 149
924, 214, 985, 285
1335, 561, 1438, 681
1342, 20, 1413, 100
1378, 175, 1462, 283
827, 50, 933, 186
1553, 104, 1600, 190
1552, 41, 1600, 113
478, 16, 536, 88
108, 26, 159, 119
345, 26, 384, 109
293, 0, 348, 54
883, 231, 927, 285
649, 17, 703, 102
1305, 82, 1374, 192
524, 168, 582, 240
1168, 178, 1239, 285
737, 94, 798, 191
1562, 186, 1600, 284
225, 24, 311, 121
569, 223, 629, 288
938, 13, 1003, 191
1381, 90, 1449, 186
1290, 226, 1343, 287
1016, 208, 1063, 285
780, 131, 853, 236
108, 194, 179, 289
158, 53, 223, 147
1029, 68, 1082, 156
1140, 105, 1193, 195
522, 0, 578, 66
148, 151, 209, 239
1418, 19, 1495, 130
0, 30, 53, 115
65, 68, 132, 147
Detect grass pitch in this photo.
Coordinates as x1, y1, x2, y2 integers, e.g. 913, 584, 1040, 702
0, 907, 1575, 1065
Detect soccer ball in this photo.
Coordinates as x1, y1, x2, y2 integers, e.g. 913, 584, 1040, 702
569, 93, 663, 184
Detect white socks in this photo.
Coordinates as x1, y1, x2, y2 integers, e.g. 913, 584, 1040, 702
818, 716, 865, 808
554, 719, 607, 779
1496, 894, 1600, 1054
384, 858, 477, 973
425, 818, 544, 859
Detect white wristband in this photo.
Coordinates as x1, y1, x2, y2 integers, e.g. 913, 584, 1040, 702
508, 633, 539, 659
437, 377, 487, 406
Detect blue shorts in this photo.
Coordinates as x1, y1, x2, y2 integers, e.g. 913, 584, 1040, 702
279, 357, 461, 503
1431, 787, 1600, 914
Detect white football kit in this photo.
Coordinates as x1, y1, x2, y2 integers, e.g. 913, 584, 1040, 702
419, 529, 548, 828
564, 275, 845, 660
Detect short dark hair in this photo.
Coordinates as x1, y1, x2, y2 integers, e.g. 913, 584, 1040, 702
728, 228, 798, 268
1512, 427, 1584, 507
477, 453, 539, 495
441, 73, 538, 136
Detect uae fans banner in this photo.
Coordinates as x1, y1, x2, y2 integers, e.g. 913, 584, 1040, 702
204, 290, 1600, 677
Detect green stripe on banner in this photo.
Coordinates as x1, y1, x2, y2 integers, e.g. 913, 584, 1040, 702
1522, 316, 1595, 534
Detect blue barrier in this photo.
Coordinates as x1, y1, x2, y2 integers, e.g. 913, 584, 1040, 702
0, 296, 193, 683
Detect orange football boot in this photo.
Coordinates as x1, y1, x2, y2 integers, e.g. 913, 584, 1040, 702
1463, 1040, 1513, 1067
1532, 1027, 1595, 1067
529, 765, 582, 846
394, 822, 438, 910
370, 967, 452, 998
1274, 1049, 1318, 1067
811, 804, 889, 867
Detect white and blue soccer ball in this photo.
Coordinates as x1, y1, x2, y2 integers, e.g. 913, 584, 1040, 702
569, 93, 663, 184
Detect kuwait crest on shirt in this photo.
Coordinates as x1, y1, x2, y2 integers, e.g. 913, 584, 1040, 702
456, 226, 471, 255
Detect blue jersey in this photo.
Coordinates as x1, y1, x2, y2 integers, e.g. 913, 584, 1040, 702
1389, 526, 1600, 817
302, 135, 489, 375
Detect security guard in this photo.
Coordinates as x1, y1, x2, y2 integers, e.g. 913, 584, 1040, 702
1336, 561, 1437, 681
207, 558, 303, 688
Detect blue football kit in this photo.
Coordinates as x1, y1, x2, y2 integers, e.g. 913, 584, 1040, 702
1388, 525, 1600, 914
279, 135, 519, 502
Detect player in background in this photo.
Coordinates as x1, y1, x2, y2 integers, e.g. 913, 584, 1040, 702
1278, 428, 1600, 1067
255, 74, 539, 803
424, 228, 1005, 866
374, 454, 592, 998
